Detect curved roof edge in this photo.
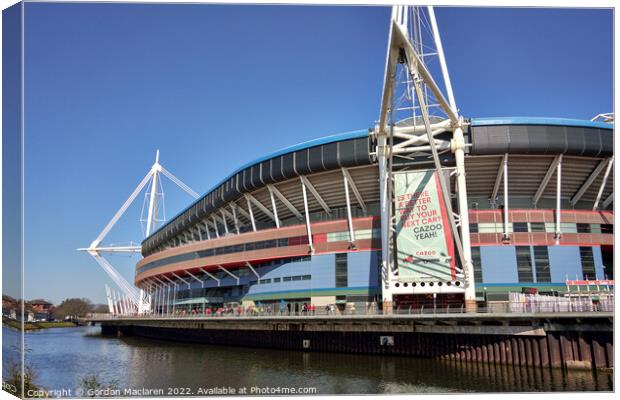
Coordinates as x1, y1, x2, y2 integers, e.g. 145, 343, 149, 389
148, 128, 370, 240
224, 128, 370, 181
471, 117, 613, 130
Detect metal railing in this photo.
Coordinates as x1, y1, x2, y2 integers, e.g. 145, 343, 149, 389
88, 297, 613, 320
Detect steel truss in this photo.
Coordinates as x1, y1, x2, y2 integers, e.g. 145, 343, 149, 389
375, 5, 476, 311
78, 151, 198, 315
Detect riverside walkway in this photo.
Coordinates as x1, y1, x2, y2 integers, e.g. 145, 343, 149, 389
88, 306, 613, 372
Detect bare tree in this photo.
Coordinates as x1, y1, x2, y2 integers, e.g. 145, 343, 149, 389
52, 298, 93, 320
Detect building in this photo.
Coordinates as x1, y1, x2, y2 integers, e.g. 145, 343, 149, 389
2, 295, 17, 318
136, 117, 613, 313
29, 299, 54, 321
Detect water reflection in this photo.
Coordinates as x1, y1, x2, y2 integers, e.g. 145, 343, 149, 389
9, 326, 613, 395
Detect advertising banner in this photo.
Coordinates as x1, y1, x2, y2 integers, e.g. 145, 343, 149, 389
394, 170, 456, 282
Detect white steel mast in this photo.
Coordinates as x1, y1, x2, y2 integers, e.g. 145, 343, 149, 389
376, 5, 476, 312
78, 151, 199, 314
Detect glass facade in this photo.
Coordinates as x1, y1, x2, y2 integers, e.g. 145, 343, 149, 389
471, 246, 483, 284
139, 228, 380, 275
530, 222, 545, 232
533, 246, 551, 283
516, 246, 533, 282
335, 253, 348, 288
579, 247, 596, 280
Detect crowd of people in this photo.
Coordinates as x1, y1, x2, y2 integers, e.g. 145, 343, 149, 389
161, 301, 370, 317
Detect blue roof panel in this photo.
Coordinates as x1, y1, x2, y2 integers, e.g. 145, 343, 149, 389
471, 117, 613, 130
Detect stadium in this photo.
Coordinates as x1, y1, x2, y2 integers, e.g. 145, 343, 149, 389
80, 6, 613, 316
135, 116, 613, 314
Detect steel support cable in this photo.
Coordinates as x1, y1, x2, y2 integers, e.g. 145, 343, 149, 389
160, 167, 199, 199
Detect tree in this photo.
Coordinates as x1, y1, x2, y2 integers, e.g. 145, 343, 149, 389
79, 374, 118, 397
52, 298, 93, 320
91, 304, 110, 313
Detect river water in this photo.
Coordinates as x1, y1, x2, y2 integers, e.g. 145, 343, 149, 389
3, 326, 613, 396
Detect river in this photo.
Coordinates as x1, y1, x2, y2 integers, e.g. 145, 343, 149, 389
2, 325, 613, 396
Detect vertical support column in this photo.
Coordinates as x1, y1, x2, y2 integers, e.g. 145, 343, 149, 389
502, 154, 510, 241
111, 291, 118, 315
377, 133, 393, 311
145, 154, 159, 237
152, 285, 157, 315
172, 284, 177, 316
166, 284, 170, 315
342, 169, 356, 246
301, 179, 314, 254
116, 292, 123, 315
454, 125, 476, 312
159, 285, 164, 316
555, 154, 563, 244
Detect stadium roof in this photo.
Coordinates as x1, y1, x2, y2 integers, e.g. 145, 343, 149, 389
471, 117, 613, 130
148, 117, 613, 241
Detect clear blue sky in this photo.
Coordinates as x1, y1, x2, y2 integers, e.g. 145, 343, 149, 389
17, 4, 612, 305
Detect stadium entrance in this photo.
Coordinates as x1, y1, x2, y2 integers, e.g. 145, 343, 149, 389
393, 293, 464, 311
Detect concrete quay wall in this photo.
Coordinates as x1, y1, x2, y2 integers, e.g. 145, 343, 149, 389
95, 313, 613, 371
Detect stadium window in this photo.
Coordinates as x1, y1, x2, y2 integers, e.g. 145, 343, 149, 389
590, 224, 602, 234
516, 246, 534, 282
259, 279, 271, 284
559, 223, 577, 233
292, 275, 302, 281
601, 248, 613, 279
302, 275, 311, 281
471, 247, 483, 284
579, 247, 596, 280
513, 222, 528, 233
335, 253, 348, 288
487, 293, 509, 302
478, 223, 496, 233
530, 222, 545, 232
273, 277, 281, 283
355, 229, 373, 240
283, 276, 292, 282
601, 224, 614, 234
533, 246, 551, 283
577, 223, 591, 233
469, 223, 478, 234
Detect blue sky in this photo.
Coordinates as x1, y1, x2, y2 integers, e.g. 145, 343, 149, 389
16, 4, 612, 305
